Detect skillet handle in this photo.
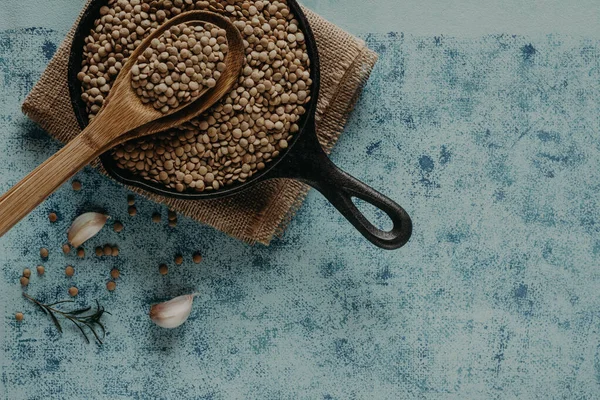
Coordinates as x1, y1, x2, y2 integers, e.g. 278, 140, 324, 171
274, 130, 413, 250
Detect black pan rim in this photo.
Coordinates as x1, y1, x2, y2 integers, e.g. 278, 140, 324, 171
67, 0, 321, 200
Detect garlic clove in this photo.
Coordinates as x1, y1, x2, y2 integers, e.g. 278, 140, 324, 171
149, 293, 199, 329
67, 212, 110, 248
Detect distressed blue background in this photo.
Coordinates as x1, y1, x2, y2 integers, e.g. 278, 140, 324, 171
2, 1, 600, 399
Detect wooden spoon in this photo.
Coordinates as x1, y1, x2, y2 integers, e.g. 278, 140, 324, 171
0, 11, 244, 237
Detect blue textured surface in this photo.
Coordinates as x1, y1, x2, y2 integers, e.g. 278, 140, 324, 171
2, 3, 600, 400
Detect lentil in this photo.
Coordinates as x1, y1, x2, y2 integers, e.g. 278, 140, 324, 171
152, 213, 161, 223
20, 277, 29, 287
175, 255, 184, 265
106, 281, 117, 291
127, 195, 135, 206
15, 312, 24, 322
49, 212, 58, 223
103, 244, 112, 256
95, 246, 104, 256
77, 248, 85, 258
159, 264, 169, 275
40, 248, 49, 259
114, 221, 124, 232
68, 287, 79, 297
23, 268, 31, 278
36, 265, 45, 275
112, 246, 120, 256
110, 268, 120, 279
128, 206, 137, 216
79, 0, 311, 193
62, 244, 71, 254
72, 180, 82, 191
193, 252, 202, 264
65, 266, 75, 277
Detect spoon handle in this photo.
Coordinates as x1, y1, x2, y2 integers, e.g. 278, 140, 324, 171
0, 132, 100, 237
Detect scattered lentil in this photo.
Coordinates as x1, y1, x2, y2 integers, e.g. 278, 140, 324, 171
174, 255, 183, 265
36, 265, 45, 275
111, 246, 120, 256
168, 210, 177, 221
114, 221, 124, 232
40, 248, 49, 259
95, 246, 104, 256
68, 287, 79, 297
23, 268, 31, 278
130, 22, 227, 114
152, 213, 161, 223
79, 0, 311, 193
15, 312, 24, 322
127, 195, 135, 206
65, 266, 75, 277
77, 248, 85, 258
128, 206, 137, 216
72, 180, 82, 191
62, 244, 71, 254
168, 219, 177, 228
103, 244, 112, 256
106, 281, 117, 291
20, 277, 29, 287
110, 268, 120, 279
48, 212, 58, 223
193, 252, 202, 264
159, 264, 169, 275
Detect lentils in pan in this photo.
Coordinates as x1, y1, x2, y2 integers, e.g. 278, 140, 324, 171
78, 0, 311, 193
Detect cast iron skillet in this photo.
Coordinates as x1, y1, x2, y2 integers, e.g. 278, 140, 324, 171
68, 0, 413, 250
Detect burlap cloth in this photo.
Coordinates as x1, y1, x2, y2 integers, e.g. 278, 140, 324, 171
22, 2, 378, 245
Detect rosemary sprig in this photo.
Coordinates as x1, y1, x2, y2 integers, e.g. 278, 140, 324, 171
23, 293, 109, 344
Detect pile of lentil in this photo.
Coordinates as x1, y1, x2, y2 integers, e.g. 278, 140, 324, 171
79, 0, 311, 193
131, 22, 228, 114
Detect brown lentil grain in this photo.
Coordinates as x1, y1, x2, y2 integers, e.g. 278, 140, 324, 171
106, 281, 117, 291
40, 248, 49, 259
113, 221, 124, 232
72, 180, 82, 191
62, 244, 71, 254
77, 248, 85, 258
95, 247, 104, 256
193, 252, 202, 264
152, 213, 161, 223
103, 244, 112, 256
20, 277, 29, 287
127, 195, 135, 206
65, 266, 75, 277
23, 268, 31, 278
36, 265, 45, 275
68, 287, 79, 297
48, 212, 58, 223
128, 206, 137, 216
174, 255, 183, 265
110, 268, 120, 279
111, 246, 119, 257
15, 312, 24, 321
159, 264, 169, 275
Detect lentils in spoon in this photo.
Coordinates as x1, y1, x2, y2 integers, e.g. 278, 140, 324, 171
131, 22, 228, 114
